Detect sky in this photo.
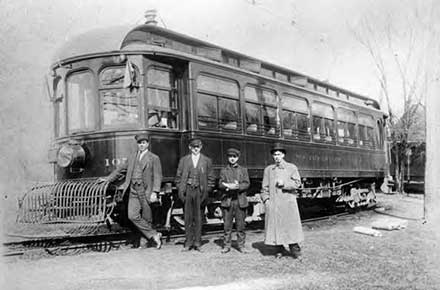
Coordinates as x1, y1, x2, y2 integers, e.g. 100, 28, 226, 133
0, 0, 438, 201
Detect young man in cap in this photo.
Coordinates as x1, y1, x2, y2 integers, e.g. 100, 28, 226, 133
98, 133, 163, 249
218, 148, 250, 253
261, 143, 304, 258
175, 138, 215, 251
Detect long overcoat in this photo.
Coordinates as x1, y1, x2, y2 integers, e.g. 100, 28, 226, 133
107, 150, 162, 202
261, 160, 304, 245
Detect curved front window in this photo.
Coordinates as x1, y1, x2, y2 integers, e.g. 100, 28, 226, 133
100, 66, 140, 128
67, 71, 97, 132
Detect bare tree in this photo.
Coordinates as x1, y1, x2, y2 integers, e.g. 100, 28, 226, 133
351, 2, 435, 193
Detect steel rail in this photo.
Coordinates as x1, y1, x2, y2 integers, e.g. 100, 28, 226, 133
3, 211, 355, 257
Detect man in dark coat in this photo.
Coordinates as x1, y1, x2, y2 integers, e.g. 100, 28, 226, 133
218, 148, 250, 254
175, 138, 215, 251
99, 133, 163, 249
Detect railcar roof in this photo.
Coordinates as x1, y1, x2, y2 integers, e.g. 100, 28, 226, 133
53, 23, 381, 110
52, 25, 131, 62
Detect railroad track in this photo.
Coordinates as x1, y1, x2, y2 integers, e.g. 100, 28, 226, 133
3, 211, 352, 258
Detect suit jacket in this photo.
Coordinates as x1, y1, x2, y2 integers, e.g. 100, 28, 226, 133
107, 150, 162, 202
175, 153, 215, 203
218, 164, 250, 208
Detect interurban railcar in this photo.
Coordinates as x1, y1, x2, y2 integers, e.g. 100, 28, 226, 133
18, 17, 387, 233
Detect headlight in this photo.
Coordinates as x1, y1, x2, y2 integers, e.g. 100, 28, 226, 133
57, 140, 85, 169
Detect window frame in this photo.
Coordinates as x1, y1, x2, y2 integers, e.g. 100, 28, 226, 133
66, 69, 98, 133
98, 65, 141, 129
196, 73, 241, 132
358, 113, 377, 149
311, 102, 335, 143
244, 85, 279, 136
145, 65, 179, 130
281, 93, 310, 141
336, 108, 357, 146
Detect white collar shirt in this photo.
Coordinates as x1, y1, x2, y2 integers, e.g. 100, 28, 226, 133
191, 153, 200, 168
139, 149, 149, 161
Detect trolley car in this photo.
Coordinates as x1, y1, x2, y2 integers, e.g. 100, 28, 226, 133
17, 15, 387, 235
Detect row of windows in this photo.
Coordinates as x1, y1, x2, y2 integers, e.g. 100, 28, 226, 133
56, 65, 179, 136
195, 74, 383, 149
55, 65, 383, 149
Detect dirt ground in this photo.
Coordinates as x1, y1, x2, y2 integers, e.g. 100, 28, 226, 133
1, 193, 439, 290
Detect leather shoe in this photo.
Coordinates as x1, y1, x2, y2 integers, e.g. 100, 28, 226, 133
139, 237, 148, 248
193, 246, 203, 252
289, 244, 301, 259
221, 247, 231, 254
153, 232, 162, 249
238, 247, 250, 254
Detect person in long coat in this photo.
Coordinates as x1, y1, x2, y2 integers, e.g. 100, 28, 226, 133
175, 138, 215, 251
261, 143, 304, 258
99, 133, 163, 249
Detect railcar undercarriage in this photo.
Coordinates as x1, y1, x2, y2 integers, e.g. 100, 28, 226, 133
13, 177, 379, 239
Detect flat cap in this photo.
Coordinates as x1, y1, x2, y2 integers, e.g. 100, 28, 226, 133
226, 148, 240, 157
189, 138, 203, 147
270, 143, 286, 154
135, 133, 149, 142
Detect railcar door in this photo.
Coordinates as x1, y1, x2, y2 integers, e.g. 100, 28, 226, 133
142, 57, 189, 179
143, 56, 189, 228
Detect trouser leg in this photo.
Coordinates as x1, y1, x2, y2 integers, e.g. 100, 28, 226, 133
184, 191, 195, 248
235, 202, 247, 248
128, 194, 157, 239
222, 206, 233, 248
193, 188, 202, 247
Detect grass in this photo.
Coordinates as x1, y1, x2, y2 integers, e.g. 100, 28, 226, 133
2, 193, 439, 290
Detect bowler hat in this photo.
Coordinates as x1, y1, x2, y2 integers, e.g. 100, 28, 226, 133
189, 138, 202, 147
135, 133, 149, 142
226, 148, 240, 157
270, 143, 286, 154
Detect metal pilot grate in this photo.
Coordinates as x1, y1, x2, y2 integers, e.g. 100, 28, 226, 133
17, 178, 115, 225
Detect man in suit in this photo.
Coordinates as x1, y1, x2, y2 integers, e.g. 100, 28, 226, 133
175, 138, 215, 251
99, 133, 162, 249
218, 148, 250, 254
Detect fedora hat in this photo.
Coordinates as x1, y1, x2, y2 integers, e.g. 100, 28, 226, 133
270, 143, 286, 154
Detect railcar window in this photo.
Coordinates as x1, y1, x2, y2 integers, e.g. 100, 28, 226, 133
196, 75, 240, 131
245, 86, 279, 136
101, 67, 125, 86
146, 67, 178, 129
197, 75, 239, 98
358, 114, 376, 149
67, 71, 97, 132
55, 79, 66, 137
281, 94, 310, 141
297, 113, 310, 140
100, 66, 139, 127
312, 103, 335, 143
245, 103, 261, 133
198, 94, 218, 129
336, 109, 357, 146
263, 106, 278, 135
